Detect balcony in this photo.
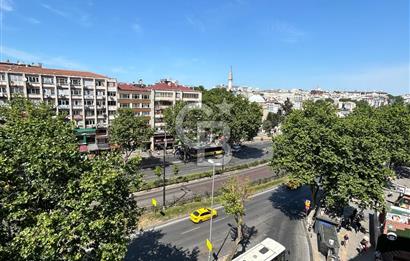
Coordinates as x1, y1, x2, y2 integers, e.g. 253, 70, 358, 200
96, 95, 105, 99
58, 105, 70, 109
9, 80, 24, 86
84, 95, 94, 99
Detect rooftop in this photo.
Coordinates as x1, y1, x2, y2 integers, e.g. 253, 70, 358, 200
118, 83, 150, 92
0, 62, 108, 79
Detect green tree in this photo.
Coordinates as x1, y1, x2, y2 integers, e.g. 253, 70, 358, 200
109, 109, 154, 162
220, 177, 249, 260
172, 164, 180, 176
271, 101, 392, 213
266, 111, 284, 128
0, 98, 141, 260
262, 120, 273, 133
203, 88, 262, 144
281, 98, 293, 115
154, 166, 163, 180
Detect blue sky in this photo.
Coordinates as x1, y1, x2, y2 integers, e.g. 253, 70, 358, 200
0, 0, 409, 94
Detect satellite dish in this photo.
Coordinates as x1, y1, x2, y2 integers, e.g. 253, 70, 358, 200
23, 77, 28, 82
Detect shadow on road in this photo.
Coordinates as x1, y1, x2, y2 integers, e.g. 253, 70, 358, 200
233, 146, 266, 160
268, 186, 309, 220
125, 230, 199, 261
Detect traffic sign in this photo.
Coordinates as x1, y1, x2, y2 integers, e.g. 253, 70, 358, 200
206, 239, 213, 251
151, 198, 157, 207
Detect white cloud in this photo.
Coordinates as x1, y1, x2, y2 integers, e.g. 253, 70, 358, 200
271, 21, 306, 43
0, 46, 86, 70
26, 17, 40, 24
0, 0, 13, 12
132, 22, 142, 33
185, 15, 205, 32
41, 3, 68, 18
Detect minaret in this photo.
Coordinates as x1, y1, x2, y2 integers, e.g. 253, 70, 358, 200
227, 66, 233, 92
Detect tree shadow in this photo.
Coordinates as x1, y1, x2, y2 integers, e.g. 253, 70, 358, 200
233, 145, 266, 160
268, 186, 310, 220
125, 229, 199, 261
228, 223, 258, 258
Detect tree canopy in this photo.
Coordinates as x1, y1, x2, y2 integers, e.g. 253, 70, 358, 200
164, 88, 262, 145
271, 100, 399, 213
0, 99, 141, 260
109, 108, 154, 162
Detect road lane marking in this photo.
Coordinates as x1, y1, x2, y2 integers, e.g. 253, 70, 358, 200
213, 216, 227, 223
181, 226, 201, 235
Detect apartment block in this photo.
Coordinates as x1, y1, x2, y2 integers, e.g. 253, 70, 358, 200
117, 83, 151, 122
151, 79, 202, 149
117, 79, 202, 150
0, 62, 117, 128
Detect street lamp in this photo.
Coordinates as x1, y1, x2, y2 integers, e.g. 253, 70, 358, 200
207, 159, 222, 261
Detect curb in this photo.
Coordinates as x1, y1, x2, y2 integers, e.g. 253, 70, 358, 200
133, 163, 270, 196
302, 218, 314, 261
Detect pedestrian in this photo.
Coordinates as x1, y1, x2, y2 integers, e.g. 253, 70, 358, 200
343, 234, 349, 247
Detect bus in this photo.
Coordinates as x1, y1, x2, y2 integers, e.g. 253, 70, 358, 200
232, 237, 287, 261
175, 144, 224, 160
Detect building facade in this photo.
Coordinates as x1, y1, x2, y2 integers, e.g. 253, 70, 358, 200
151, 79, 202, 149
0, 62, 117, 128
117, 83, 151, 122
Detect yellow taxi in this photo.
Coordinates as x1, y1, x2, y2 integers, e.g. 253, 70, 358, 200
189, 208, 218, 223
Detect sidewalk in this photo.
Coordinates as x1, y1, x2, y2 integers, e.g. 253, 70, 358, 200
306, 208, 375, 261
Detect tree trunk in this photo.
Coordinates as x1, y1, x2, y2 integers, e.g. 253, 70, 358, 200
226, 215, 243, 261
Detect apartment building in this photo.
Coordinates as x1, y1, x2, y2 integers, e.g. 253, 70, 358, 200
0, 62, 117, 128
151, 79, 202, 149
117, 83, 151, 122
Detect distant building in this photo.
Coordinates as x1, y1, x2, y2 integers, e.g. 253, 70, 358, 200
0, 61, 117, 128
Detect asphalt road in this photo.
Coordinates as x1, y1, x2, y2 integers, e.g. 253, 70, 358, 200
126, 185, 311, 261
134, 165, 276, 208
140, 141, 272, 181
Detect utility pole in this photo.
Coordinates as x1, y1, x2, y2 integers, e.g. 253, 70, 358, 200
162, 128, 167, 210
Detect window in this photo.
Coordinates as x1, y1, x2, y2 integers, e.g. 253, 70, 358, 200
42, 76, 54, 84
84, 89, 94, 96
176, 93, 181, 98
0, 73, 5, 81
120, 93, 130, 99
156, 92, 173, 98
132, 103, 141, 108
70, 78, 81, 86
132, 94, 141, 99
83, 79, 93, 86
183, 93, 199, 99
96, 80, 105, 86
97, 90, 105, 96
27, 75, 39, 83
97, 110, 105, 116
72, 100, 82, 106
142, 103, 150, 108
85, 119, 95, 126
142, 94, 150, 99
108, 110, 116, 116
142, 111, 150, 116
0, 87, 6, 93
73, 110, 82, 116
107, 82, 116, 87
120, 103, 130, 108
84, 100, 94, 106
85, 110, 95, 116
11, 87, 23, 93
58, 99, 69, 105
71, 89, 82, 96
27, 88, 40, 94
9, 74, 23, 82
97, 100, 106, 106
108, 100, 116, 106
108, 91, 116, 97
43, 88, 55, 95
57, 77, 68, 85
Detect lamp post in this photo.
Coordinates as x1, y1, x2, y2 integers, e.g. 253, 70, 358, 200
207, 159, 222, 261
